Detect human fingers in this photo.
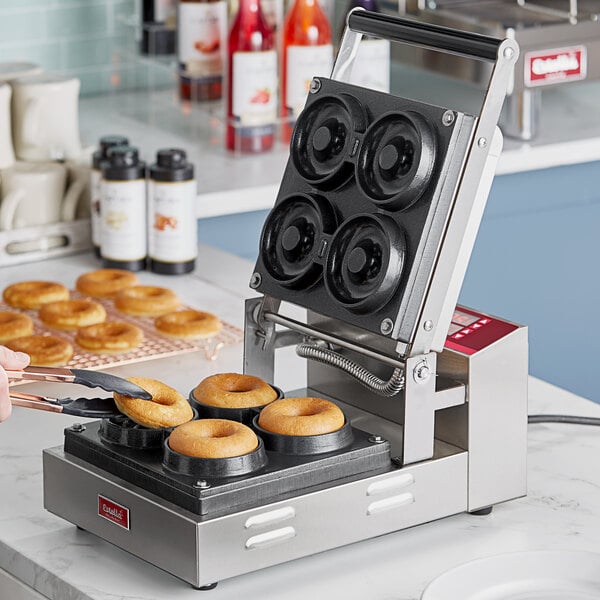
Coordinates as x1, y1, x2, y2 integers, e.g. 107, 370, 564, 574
0, 367, 11, 422
0, 346, 30, 370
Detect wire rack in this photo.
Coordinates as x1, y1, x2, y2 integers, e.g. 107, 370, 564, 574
1, 291, 243, 372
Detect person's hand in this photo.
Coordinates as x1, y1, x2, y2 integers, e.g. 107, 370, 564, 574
0, 346, 30, 422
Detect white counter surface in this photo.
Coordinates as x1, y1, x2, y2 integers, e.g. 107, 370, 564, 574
1, 247, 600, 600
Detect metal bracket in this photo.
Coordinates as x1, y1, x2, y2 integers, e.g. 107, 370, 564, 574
244, 296, 280, 384
402, 352, 466, 465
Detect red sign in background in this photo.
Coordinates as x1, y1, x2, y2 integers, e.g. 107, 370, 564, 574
526, 46, 587, 87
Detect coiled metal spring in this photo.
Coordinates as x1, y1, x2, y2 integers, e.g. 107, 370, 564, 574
296, 342, 405, 397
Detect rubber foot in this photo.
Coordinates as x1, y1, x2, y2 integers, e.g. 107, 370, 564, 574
469, 506, 493, 516
195, 582, 218, 591
76, 525, 86, 531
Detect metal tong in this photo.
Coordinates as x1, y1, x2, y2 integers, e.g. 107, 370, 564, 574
8, 366, 152, 418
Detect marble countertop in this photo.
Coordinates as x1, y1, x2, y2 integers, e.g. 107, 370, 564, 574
79, 75, 600, 220
1, 247, 600, 600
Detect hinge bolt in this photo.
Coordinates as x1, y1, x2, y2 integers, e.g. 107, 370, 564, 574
413, 361, 431, 384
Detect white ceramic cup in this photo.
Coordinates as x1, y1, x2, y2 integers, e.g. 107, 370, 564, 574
12, 73, 82, 162
64, 159, 92, 220
0, 62, 42, 83
0, 84, 15, 169
0, 161, 87, 230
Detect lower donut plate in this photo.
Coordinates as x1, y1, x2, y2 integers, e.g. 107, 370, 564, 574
63, 420, 391, 517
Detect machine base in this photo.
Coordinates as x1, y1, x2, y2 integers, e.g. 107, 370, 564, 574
44, 445, 469, 588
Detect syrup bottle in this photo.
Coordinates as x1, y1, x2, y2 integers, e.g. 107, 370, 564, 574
141, 0, 176, 55
227, 0, 278, 153
100, 146, 147, 272
91, 135, 129, 258
177, 0, 227, 101
148, 149, 197, 274
282, 0, 332, 135
339, 0, 389, 93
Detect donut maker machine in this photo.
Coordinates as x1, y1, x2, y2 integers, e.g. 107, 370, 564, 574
42, 12, 528, 589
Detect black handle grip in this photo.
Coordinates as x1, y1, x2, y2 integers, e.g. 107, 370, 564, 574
347, 10, 502, 62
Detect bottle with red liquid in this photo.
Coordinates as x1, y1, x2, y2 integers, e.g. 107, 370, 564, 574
227, 0, 278, 152
282, 0, 332, 135
177, 0, 227, 101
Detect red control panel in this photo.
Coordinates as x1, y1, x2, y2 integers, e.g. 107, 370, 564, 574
444, 306, 518, 356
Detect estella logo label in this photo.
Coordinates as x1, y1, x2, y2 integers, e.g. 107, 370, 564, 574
98, 495, 130, 530
525, 46, 587, 87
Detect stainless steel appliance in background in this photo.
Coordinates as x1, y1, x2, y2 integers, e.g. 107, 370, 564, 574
43, 11, 527, 589
398, 0, 600, 140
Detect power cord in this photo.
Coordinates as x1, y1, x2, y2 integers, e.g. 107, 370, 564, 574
528, 414, 600, 426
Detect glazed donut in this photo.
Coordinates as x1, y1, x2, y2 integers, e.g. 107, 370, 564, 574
0, 311, 34, 343
113, 377, 193, 429
3, 281, 69, 310
192, 373, 278, 409
168, 419, 258, 458
155, 310, 222, 340
6, 335, 73, 366
258, 397, 345, 436
39, 299, 107, 331
76, 269, 139, 299
114, 286, 180, 317
75, 321, 144, 354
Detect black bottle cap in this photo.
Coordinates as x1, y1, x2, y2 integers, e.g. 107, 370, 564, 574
141, 22, 176, 56
103, 146, 146, 181
150, 148, 194, 182
100, 135, 129, 154
92, 135, 129, 169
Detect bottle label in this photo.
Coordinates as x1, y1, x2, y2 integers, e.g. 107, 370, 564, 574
149, 179, 198, 262
349, 39, 390, 93
90, 168, 101, 247
286, 44, 333, 117
232, 51, 278, 127
101, 180, 147, 261
178, 2, 227, 83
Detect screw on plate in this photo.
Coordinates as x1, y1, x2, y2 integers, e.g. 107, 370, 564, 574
309, 78, 321, 94
442, 110, 455, 126
503, 46, 515, 60
194, 480, 210, 489
478, 137, 488, 148
380, 318, 394, 335
423, 320, 434, 332
249, 272, 262, 289
368, 435, 385, 444
70, 423, 86, 432
413, 361, 431, 384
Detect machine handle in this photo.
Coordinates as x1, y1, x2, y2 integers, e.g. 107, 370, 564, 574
346, 10, 501, 62
333, 9, 519, 119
